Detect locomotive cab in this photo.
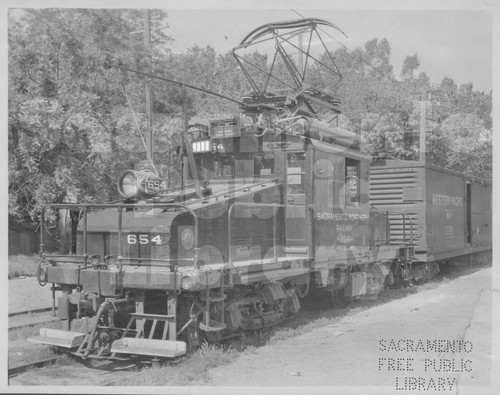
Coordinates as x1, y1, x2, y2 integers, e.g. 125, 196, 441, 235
186, 116, 396, 300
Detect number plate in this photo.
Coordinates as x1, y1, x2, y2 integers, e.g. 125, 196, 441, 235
127, 234, 164, 245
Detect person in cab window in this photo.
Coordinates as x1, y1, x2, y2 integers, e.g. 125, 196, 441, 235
346, 175, 359, 207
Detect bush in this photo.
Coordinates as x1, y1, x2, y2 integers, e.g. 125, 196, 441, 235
8, 254, 40, 279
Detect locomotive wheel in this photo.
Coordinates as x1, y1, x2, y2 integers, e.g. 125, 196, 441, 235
330, 289, 350, 309
178, 298, 202, 353
204, 329, 224, 344
478, 251, 491, 267
185, 319, 201, 353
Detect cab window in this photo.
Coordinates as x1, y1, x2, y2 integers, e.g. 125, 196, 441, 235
287, 152, 305, 194
194, 155, 213, 181
254, 153, 275, 177
345, 158, 360, 206
214, 154, 234, 177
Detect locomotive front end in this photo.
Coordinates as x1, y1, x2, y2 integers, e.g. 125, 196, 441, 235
31, 199, 201, 358
30, 146, 303, 359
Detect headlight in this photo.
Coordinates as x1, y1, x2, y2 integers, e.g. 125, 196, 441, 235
181, 275, 196, 290
118, 171, 140, 198
180, 228, 195, 250
117, 170, 167, 199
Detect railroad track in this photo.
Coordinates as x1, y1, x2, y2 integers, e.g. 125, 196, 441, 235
9, 306, 57, 318
9, 307, 59, 331
8, 357, 141, 386
8, 357, 59, 378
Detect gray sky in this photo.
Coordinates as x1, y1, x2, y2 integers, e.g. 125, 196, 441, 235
163, 8, 492, 93
6, 1, 494, 93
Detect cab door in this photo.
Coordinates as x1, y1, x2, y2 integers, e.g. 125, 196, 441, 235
313, 149, 371, 262
285, 151, 308, 248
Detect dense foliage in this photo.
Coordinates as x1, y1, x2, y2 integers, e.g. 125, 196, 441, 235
8, 9, 492, 230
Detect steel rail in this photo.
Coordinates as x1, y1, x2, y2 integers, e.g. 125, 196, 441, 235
8, 357, 59, 378
9, 307, 56, 318
9, 320, 60, 332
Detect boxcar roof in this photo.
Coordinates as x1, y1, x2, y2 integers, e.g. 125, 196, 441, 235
370, 158, 491, 185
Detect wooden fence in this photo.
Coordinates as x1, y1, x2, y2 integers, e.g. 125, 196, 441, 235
9, 228, 58, 256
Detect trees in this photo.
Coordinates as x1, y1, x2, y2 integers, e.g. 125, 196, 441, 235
435, 112, 491, 176
330, 41, 491, 178
8, 10, 492, 234
8, 9, 172, 227
8, 9, 248, 231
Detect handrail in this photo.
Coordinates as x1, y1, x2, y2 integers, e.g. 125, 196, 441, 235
118, 206, 123, 276
370, 206, 415, 249
116, 256, 195, 267
369, 204, 386, 215
38, 202, 201, 281
39, 253, 195, 267
401, 213, 415, 248
197, 178, 280, 202
83, 207, 88, 267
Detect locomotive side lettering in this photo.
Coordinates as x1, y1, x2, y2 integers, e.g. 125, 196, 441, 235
432, 194, 463, 207
316, 212, 369, 221
336, 224, 353, 232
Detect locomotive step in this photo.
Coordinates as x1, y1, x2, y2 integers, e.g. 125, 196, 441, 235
199, 294, 227, 302
284, 246, 309, 255
199, 320, 227, 332
110, 338, 186, 358
129, 313, 175, 321
28, 328, 85, 348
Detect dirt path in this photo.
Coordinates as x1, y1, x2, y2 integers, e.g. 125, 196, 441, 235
7, 268, 494, 392
205, 268, 493, 393
9, 355, 138, 386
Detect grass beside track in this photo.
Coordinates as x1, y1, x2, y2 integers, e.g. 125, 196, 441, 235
8, 341, 67, 370
124, 342, 240, 386
8, 319, 64, 369
9, 254, 39, 279
9, 320, 61, 342
124, 267, 479, 386
123, 288, 419, 386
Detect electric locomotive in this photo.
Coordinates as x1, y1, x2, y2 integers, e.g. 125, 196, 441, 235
28, 18, 415, 359
29, 112, 412, 359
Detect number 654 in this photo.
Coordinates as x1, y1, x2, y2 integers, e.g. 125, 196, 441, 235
127, 234, 163, 245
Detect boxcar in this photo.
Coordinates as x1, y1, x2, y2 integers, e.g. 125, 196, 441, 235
369, 159, 492, 264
